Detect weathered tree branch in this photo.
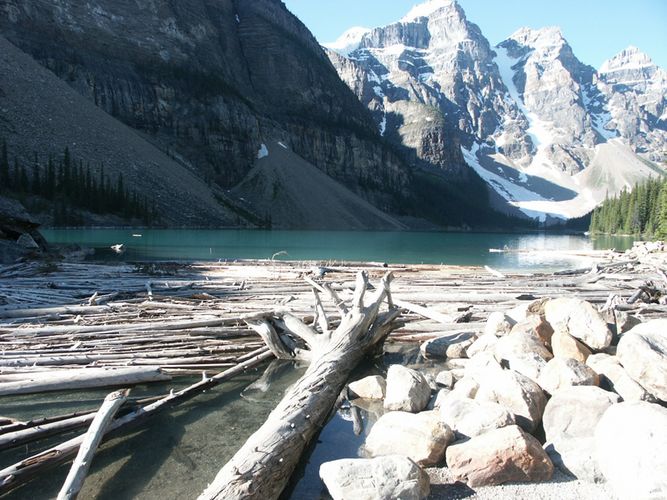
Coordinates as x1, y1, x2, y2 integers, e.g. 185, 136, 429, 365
57, 389, 129, 500
199, 272, 399, 500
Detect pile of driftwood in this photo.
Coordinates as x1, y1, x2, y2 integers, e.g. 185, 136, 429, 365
0, 250, 665, 498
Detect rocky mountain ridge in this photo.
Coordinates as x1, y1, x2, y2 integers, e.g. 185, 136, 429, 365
326, 0, 666, 220
0, 0, 421, 228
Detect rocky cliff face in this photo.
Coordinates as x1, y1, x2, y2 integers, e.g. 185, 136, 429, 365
598, 46, 667, 160
327, 0, 666, 220
495, 27, 605, 175
326, 0, 524, 177
0, 0, 411, 215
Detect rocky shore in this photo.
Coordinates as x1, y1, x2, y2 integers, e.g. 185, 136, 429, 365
1, 241, 666, 498
320, 242, 667, 500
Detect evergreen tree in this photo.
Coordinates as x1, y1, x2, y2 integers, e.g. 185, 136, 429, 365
2, 142, 159, 226
591, 176, 667, 238
0, 139, 8, 189
658, 184, 667, 239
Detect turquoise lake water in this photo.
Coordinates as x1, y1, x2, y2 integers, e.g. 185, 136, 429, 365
42, 229, 635, 270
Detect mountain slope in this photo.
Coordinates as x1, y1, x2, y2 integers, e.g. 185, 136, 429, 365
327, 0, 666, 221
232, 142, 406, 230
0, 34, 234, 226
0, 0, 412, 220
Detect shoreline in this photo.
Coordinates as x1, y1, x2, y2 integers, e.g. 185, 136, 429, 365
0, 244, 665, 499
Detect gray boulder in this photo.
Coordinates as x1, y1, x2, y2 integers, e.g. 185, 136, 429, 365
587, 353, 655, 402
466, 334, 499, 358
495, 331, 553, 361
537, 357, 599, 395
364, 411, 454, 466
543, 386, 620, 481
384, 365, 431, 412
420, 331, 477, 359
494, 331, 552, 382
320, 455, 430, 500
443, 376, 479, 402
544, 298, 612, 350
435, 371, 455, 389
595, 402, 667, 499
476, 368, 547, 432
446, 425, 553, 487
441, 397, 515, 439
16, 233, 39, 249
484, 311, 515, 336
349, 375, 386, 400
617, 321, 667, 402
430, 389, 451, 410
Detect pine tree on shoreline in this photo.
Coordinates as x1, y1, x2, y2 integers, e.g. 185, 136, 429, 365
590, 176, 667, 239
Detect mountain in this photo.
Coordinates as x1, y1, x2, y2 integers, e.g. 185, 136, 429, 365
0, 33, 234, 226
232, 142, 406, 230
326, 0, 666, 221
598, 46, 667, 159
0, 0, 414, 228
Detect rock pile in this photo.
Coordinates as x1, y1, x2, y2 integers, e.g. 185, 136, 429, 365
319, 294, 667, 500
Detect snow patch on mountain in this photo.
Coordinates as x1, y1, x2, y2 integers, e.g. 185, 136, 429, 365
495, 46, 554, 151
401, 0, 454, 22
324, 27, 371, 56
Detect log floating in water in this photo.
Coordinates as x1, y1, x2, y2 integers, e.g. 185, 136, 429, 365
199, 272, 400, 500
57, 389, 129, 500
0, 367, 170, 396
0, 349, 274, 495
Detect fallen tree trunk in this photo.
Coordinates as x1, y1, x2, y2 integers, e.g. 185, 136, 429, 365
0, 349, 273, 494
199, 271, 400, 500
393, 298, 471, 325
0, 367, 171, 396
57, 389, 129, 500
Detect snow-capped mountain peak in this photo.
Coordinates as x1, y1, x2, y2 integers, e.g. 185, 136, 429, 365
400, 0, 455, 23
600, 46, 657, 74
323, 26, 371, 56
326, 1, 666, 222
506, 26, 567, 57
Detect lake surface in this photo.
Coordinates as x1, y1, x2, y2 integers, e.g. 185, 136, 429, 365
42, 229, 635, 271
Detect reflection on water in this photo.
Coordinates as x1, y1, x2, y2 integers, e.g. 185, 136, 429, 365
42, 229, 636, 271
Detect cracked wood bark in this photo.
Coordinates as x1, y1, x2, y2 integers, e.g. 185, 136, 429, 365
199, 272, 400, 500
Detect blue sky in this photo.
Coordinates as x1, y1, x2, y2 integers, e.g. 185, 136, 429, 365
283, 0, 667, 69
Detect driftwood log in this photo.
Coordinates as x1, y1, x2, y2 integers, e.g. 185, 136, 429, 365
57, 389, 129, 500
199, 271, 400, 500
0, 367, 170, 396
0, 349, 273, 495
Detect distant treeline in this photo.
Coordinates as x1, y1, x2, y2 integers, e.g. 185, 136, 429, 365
0, 139, 158, 225
590, 176, 667, 238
